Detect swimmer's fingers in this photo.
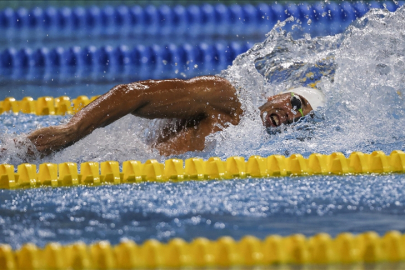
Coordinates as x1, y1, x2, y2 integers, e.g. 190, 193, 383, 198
27, 125, 75, 155
27, 127, 61, 154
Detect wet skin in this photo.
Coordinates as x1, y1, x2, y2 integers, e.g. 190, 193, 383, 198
26, 75, 313, 156
259, 93, 313, 128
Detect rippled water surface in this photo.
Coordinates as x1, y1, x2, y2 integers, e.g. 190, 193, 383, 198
1, 6, 405, 248
1, 174, 405, 249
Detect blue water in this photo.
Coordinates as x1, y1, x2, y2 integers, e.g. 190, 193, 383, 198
1, 5, 405, 249
1, 174, 405, 249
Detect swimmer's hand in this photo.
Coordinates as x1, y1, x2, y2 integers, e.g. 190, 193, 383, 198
27, 124, 76, 156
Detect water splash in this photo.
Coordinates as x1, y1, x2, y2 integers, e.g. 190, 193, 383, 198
213, 7, 405, 159
1, 7, 405, 165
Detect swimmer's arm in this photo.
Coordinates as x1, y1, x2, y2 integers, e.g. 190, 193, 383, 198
27, 75, 241, 154
71, 75, 240, 133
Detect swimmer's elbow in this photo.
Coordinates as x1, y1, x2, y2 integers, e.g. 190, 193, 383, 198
107, 83, 149, 104
109, 83, 134, 95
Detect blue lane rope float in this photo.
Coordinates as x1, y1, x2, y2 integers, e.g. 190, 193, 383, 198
0, 2, 403, 41
0, 42, 251, 73
1, 150, 404, 189
1, 231, 405, 269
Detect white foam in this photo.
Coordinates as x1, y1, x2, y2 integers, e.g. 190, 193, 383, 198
2, 7, 405, 166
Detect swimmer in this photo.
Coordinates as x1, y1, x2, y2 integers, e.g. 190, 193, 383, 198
26, 76, 325, 156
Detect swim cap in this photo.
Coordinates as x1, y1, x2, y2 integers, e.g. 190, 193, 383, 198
283, 87, 326, 110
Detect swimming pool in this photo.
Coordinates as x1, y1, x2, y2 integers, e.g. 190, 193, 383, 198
1, 1, 405, 268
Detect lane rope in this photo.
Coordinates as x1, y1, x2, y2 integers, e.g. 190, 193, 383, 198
0, 95, 100, 115
0, 42, 250, 73
0, 2, 403, 75
1, 230, 405, 269
1, 150, 404, 189
0, 2, 399, 37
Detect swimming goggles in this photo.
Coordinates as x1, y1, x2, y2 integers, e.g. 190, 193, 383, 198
290, 92, 304, 117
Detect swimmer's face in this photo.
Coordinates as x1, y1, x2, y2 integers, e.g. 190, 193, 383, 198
259, 93, 313, 128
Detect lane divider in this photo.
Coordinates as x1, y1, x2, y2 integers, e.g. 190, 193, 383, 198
0, 95, 100, 115
0, 42, 250, 71
1, 150, 404, 189
1, 230, 405, 269
1, 2, 402, 38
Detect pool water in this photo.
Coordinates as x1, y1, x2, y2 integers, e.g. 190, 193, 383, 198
1, 174, 405, 249
1, 4, 405, 249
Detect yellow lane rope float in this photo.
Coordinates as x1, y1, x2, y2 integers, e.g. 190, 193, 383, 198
0, 96, 100, 115
1, 150, 404, 189
1, 230, 405, 269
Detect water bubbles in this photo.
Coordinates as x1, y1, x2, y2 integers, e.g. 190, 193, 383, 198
0, 5, 405, 172
376, 63, 391, 75
213, 5, 405, 160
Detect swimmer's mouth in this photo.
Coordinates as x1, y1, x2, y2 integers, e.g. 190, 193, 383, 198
267, 113, 281, 127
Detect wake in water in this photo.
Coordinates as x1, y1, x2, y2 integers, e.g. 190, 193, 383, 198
213, 6, 405, 158
1, 6, 405, 165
